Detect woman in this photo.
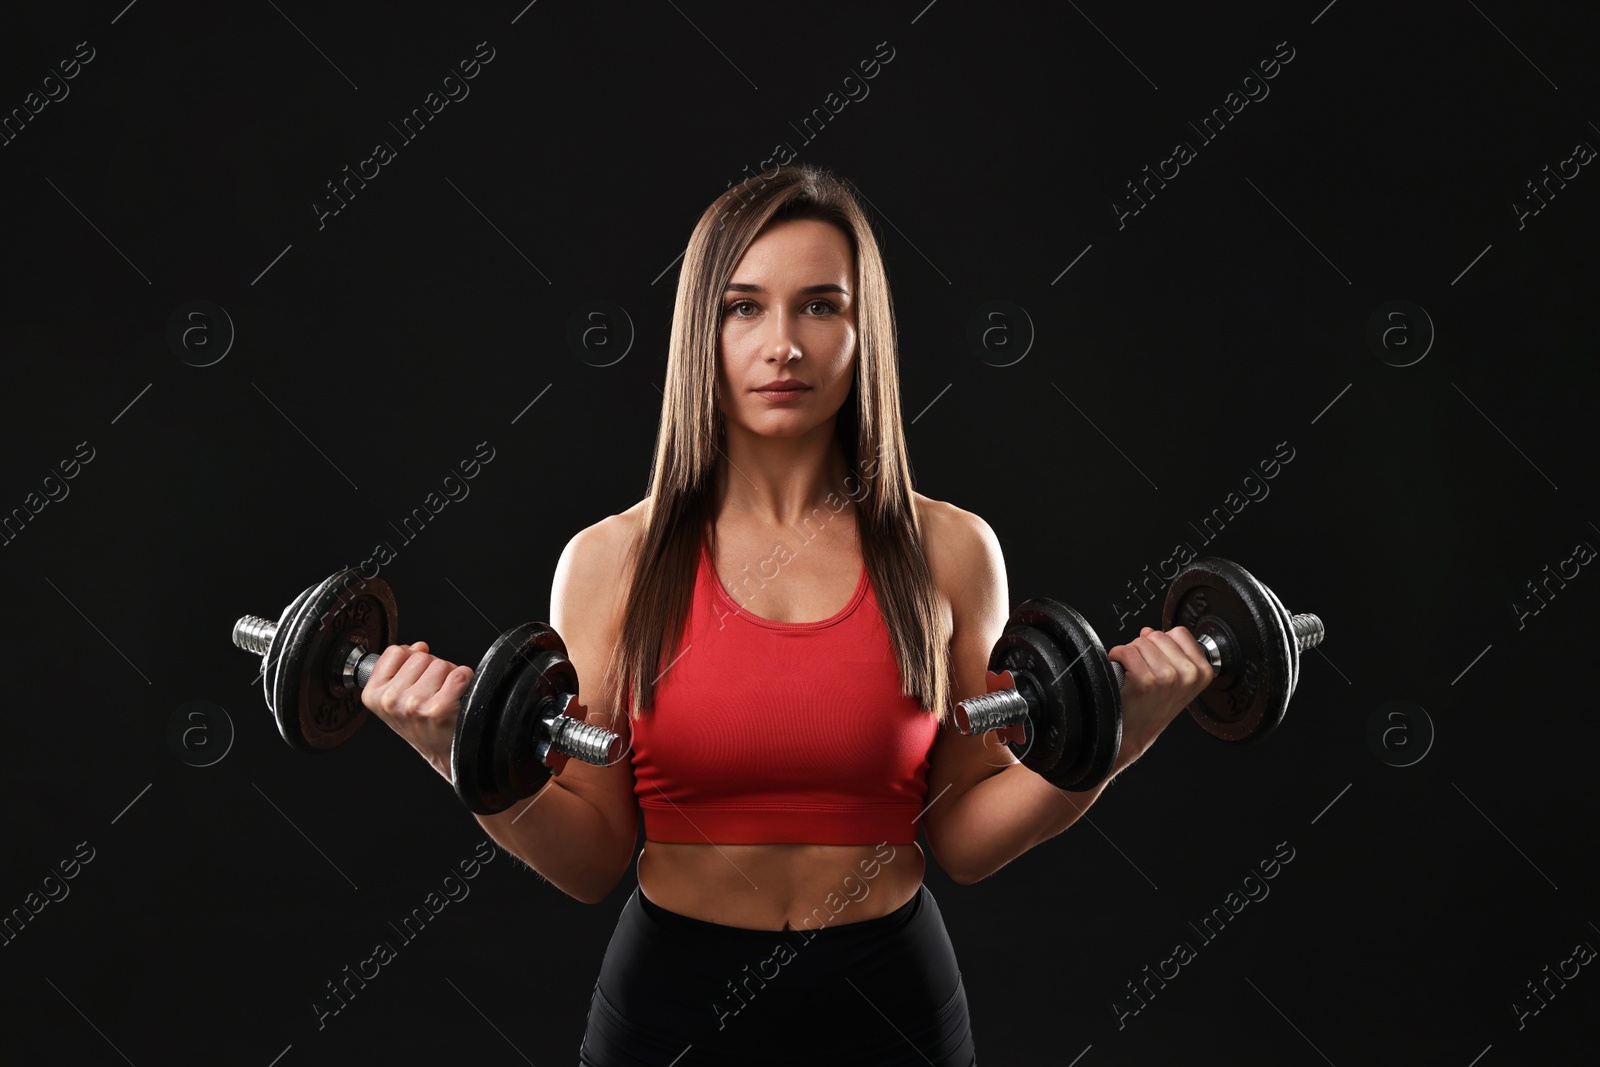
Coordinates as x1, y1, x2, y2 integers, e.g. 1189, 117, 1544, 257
361, 164, 1214, 1065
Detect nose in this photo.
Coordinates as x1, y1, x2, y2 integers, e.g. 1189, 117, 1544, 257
764, 308, 802, 363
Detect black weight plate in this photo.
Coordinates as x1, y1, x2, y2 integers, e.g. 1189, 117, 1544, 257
491, 649, 570, 803
453, 622, 570, 815
1162, 558, 1292, 742
259, 578, 320, 718
1024, 599, 1123, 792
1258, 577, 1300, 703
986, 623, 1076, 781
271, 572, 343, 748
280, 570, 397, 753
1216, 558, 1294, 740
1007, 599, 1110, 790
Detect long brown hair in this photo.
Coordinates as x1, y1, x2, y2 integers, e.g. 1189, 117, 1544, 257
604, 163, 950, 723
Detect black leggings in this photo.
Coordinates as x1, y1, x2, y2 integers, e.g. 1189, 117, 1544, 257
578, 883, 977, 1066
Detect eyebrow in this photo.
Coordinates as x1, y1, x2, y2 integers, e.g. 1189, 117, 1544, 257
724, 283, 850, 296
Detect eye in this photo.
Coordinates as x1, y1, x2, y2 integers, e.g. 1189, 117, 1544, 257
804, 299, 838, 315
725, 300, 756, 318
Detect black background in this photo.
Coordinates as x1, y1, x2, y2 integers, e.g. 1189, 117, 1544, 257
2, 1, 1597, 1064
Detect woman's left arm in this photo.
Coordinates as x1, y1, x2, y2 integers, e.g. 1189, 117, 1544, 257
919, 507, 1205, 885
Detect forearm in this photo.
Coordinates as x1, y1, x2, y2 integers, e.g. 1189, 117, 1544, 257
473, 780, 634, 904
938, 746, 1146, 885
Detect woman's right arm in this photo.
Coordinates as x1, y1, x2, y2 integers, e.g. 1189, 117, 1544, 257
471, 517, 640, 904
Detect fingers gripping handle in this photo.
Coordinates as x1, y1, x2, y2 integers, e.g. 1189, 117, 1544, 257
233, 612, 619, 768
1108, 613, 1325, 688
954, 612, 1328, 736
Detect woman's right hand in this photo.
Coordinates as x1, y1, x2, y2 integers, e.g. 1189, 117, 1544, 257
360, 640, 475, 784
1106, 626, 1214, 774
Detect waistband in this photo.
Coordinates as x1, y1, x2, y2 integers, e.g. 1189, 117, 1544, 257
633, 882, 926, 946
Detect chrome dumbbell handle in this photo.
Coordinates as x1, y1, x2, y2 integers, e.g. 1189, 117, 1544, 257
231, 613, 618, 767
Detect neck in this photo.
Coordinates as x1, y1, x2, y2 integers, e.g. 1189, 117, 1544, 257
713, 418, 854, 526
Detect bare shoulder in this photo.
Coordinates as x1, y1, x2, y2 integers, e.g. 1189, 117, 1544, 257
555, 499, 648, 603
550, 498, 649, 721
911, 491, 1001, 576
910, 491, 1006, 633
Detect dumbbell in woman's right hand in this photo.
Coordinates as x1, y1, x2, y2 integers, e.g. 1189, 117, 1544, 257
360, 641, 475, 784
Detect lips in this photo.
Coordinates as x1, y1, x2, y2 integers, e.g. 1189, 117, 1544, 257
753, 380, 810, 393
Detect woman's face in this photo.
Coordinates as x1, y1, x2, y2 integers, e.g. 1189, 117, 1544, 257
717, 217, 858, 439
